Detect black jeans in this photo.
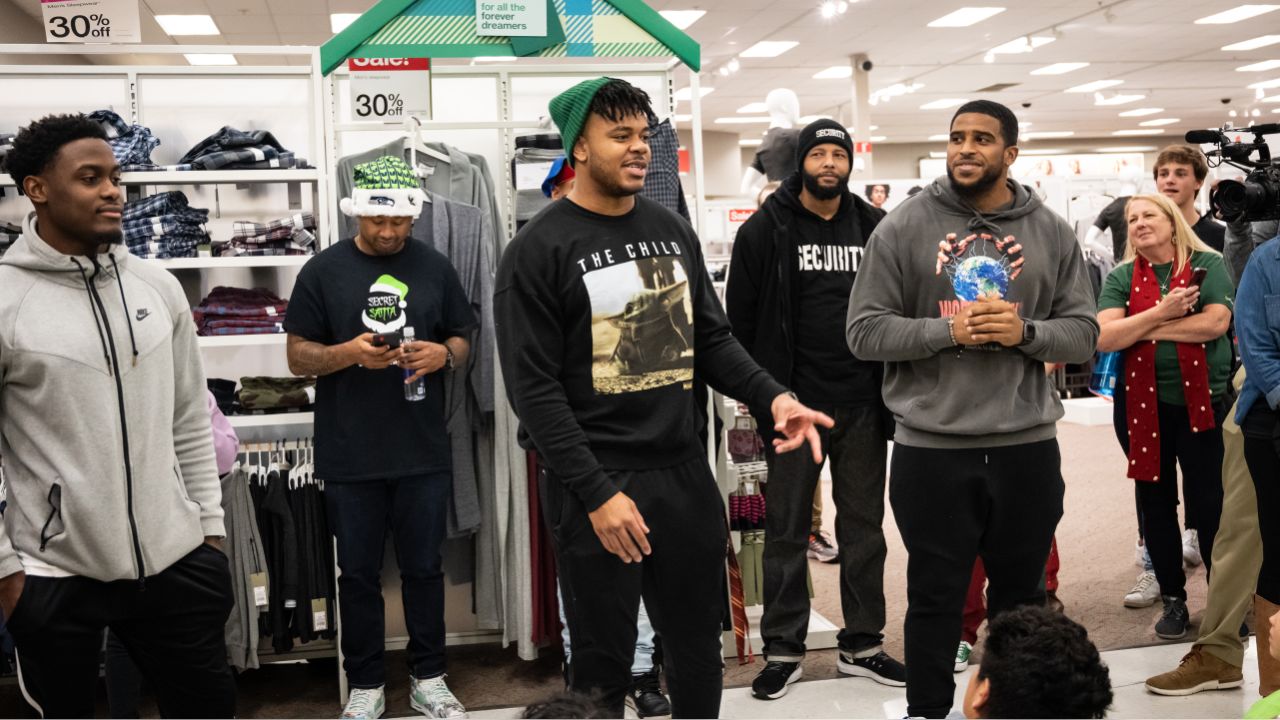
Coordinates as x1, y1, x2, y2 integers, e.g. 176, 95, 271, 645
890, 440, 1064, 719
1117, 401, 1226, 601
544, 457, 726, 719
761, 404, 888, 659
1246, 433, 1280, 602
7, 543, 235, 718
325, 473, 451, 688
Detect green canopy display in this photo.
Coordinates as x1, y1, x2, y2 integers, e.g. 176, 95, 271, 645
321, 0, 701, 75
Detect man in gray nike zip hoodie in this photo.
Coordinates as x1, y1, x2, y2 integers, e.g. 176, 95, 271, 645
846, 100, 1098, 719
0, 115, 234, 716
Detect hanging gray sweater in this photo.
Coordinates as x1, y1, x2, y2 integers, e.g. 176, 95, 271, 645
846, 177, 1099, 449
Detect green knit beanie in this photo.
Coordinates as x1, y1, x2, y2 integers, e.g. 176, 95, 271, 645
549, 76, 613, 167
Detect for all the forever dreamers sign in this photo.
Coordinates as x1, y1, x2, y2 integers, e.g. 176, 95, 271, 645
476, 0, 546, 37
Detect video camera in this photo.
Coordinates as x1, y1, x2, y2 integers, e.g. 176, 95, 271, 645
1186, 123, 1280, 223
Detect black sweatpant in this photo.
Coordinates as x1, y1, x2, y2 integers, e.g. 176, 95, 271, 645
890, 439, 1064, 719
7, 543, 236, 718
1117, 400, 1226, 601
1246, 433, 1280, 602
761, 404, 888, 660
543, 457, 727, 719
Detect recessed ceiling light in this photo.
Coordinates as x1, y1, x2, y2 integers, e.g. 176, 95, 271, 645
1065, 79, 1123, 93
920, 98, 969, 110
1119, 107, 1164, 117
927, 7, 1006, 27
714, 116, 773, 124
740, 41, 799, 58
658, 10, 706, 30
929, 134, 950, 141
1248, 77, 1280, 89
1112, 128, 1166, 136
674, 86, 715, 102
737, 102, 768, 113
798, 114, 834, 123
1264, 94, 1280, 102
1023, 131, 1075, 139
1195, 4, 1280, 24
740, 138, 763, 147
813, 66, 853, 80
1237, 59, 1280, 72
1019, 121, 1033, 127
870, 135, 888, 142
330, 13, 360, 33
1094, 93, 1146, 106
184, 53, 237, 66
1099, 146, 1159, 152
672, 114, 692, 122
1139, 118, 1180, 126
1031, 62, 1089, 75
156, 15, 219, 35
1222, 34, 1280, 50
870, 125, 879, 130
988, 35, 1055, 56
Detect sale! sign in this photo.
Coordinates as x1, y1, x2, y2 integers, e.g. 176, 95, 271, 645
347, 58, 431, 120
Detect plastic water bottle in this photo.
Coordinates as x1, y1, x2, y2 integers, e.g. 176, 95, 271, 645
402, 326, 426, 402
1088, 351, 1119, 400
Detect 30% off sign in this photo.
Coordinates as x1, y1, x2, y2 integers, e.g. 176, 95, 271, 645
42, 0, 141, 43
348, 58, 432, 120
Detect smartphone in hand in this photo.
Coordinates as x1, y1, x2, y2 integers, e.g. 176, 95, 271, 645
1190, 266, 1209, 289
371, 332, 402, 350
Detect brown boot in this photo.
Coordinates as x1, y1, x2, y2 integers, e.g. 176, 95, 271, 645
1145, 645, 1243, 696
1257, 595, 1280, 696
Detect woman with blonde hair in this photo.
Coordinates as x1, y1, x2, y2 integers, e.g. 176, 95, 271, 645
1096, 193, 1235, 640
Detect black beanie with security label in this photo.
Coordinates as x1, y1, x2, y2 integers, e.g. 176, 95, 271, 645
795, 118, 854, 173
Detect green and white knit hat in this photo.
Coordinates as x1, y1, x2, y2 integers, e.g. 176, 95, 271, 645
548, 76, 614, 167
340, 156, 426, 219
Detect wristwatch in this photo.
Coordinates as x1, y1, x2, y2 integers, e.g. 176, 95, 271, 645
1020, 319, 1036, 346
444, 346, 455, 371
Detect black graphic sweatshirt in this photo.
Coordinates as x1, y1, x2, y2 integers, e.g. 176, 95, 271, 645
495, 196, 788, 511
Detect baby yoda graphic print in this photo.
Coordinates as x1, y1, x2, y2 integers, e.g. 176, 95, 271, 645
585, 257, 695, 395
361, 273, 409, 334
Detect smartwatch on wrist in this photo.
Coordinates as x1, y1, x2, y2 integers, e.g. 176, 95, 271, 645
444, 346, 455, 371
1020, 319, 1036, 346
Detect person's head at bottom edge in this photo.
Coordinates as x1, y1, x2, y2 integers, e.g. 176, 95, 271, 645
964, 604, 1113, 719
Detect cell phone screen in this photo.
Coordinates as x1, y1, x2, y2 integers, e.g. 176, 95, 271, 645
1190, 267, 1208, 287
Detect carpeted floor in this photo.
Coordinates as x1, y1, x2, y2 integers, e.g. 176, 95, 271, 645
0, 421, 1217, 717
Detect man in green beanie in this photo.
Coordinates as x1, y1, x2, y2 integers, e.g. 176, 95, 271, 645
285, 155, 476, 719
495, 77, 833, 718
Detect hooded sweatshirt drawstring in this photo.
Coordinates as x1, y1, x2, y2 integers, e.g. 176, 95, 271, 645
109, 253, 140, 367
71, 257, 112, 372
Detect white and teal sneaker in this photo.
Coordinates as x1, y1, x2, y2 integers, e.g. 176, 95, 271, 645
341, 687, 385, 719
410, 675, 468, 718
954, 641, 973, 673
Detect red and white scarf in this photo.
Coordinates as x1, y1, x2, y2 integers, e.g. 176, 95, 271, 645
1123, 256, 1214, 481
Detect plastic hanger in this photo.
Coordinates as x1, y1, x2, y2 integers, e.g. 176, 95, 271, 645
403, 115, 450, 177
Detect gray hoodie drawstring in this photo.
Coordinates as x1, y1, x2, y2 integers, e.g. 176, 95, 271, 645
108, 254, 140, 367
71, 257, 112, 372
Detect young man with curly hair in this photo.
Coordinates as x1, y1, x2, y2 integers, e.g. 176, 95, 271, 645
963, 605, 1112, 719
0, 114, 233, 715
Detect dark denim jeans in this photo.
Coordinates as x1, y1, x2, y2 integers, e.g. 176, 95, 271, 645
325, 473, 451, 688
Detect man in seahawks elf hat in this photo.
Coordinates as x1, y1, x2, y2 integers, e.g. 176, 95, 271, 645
285, 154, 476, 720
496, 77, 831, 719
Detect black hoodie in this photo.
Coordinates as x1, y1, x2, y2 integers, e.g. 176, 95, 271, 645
726, 174, 886, 413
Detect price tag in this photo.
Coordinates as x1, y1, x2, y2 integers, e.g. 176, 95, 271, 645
516, 161, 554, 191
250, 572, 269, 607
348, 58, 431, 121
42, 0, 141, 44
311, 598, 329, 631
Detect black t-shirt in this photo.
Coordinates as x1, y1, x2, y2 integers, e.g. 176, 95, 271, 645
788, 197, 880, 406
1094, 195, 1130, 259
1194, 214, 1226, 253
751, 127, 801, 183
284, 238, 475, 481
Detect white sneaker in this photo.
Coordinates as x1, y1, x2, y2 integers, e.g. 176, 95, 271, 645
410, 675, 468, 718
341, 687, 385, 719
1183, 529, 1203, 567
954, 641, 973, 673
1124, 571, 1161, 608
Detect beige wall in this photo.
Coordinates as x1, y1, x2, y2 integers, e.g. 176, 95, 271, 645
677, 128, 743, 198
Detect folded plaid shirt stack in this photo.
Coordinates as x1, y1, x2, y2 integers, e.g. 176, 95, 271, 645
214, 212, 317, 258
88, 110, 161, 172
122, 191, 210, 259
169, 126, 309, 171
192, 286, 289, 336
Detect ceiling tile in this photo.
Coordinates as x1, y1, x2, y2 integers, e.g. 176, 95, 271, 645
212, 14, 275, 34
265, 0, 329, 14
222, 32, 281, 44
269, 14, 332, 33
204, 0, 269, 13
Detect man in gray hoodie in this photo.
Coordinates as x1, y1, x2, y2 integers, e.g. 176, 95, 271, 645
0, 114, 233, 716
846, 100, 1099, 719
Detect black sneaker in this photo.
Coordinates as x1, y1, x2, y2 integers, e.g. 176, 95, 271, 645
751, 661, 802, 700
837, 649, 907, 687
1241, 621, 1252, 639
1156, 596, 1191, 640
627, 669, 671, 718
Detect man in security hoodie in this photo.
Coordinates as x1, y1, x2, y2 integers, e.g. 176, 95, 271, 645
0, 115, 234, 716
846, 101, 1098, 719
727, 119, 906, 699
